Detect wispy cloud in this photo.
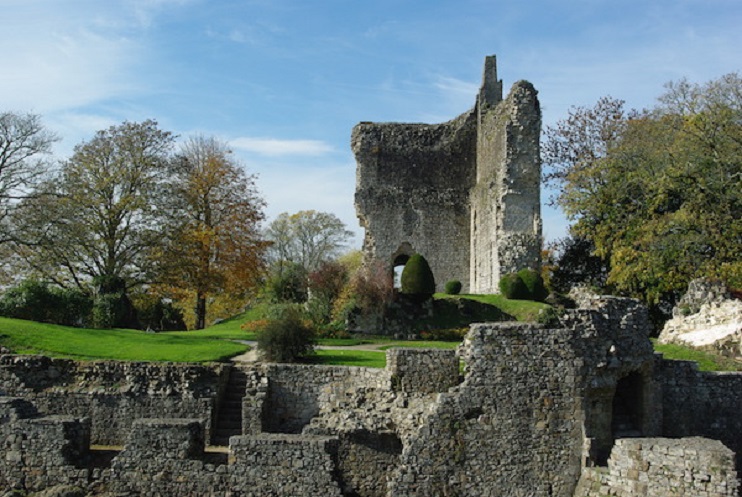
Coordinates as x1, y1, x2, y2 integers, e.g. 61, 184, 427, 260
231, 137, 334, 156
0, 3, 146, 113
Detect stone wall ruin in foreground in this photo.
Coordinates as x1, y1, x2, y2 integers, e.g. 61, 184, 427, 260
0, 297, 740, 496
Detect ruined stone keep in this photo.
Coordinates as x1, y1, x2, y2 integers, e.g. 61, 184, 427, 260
353, 55, 542, 293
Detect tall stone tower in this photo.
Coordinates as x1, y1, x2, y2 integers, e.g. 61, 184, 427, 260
469, 57, 542, 293
353, 55, 541, 294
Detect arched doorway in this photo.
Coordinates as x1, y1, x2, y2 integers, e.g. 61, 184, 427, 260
391, 243, 414, 290
585, 371, 647, 467
393, 254, 410, 290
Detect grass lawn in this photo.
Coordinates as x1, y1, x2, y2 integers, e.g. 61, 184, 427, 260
0, 316, 248, 363
377, 341, 460, 350
652, 339, 741, 372
309, 349, 386, 368
437, 293, 551, 322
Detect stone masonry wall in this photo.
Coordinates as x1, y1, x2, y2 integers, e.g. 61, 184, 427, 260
470, 79, 542, 293
354, 55, 542, 297
0, 296, 740, 495
657, 358, 742, 466
262, 363, 393, 434
574, 437, 739, 497
352, 111, 477, 292
104, 418, 345, 496
0, 397, 90, 492
389, 323, 587, 497
0, 354, 229, 444
385, 347, 459, 394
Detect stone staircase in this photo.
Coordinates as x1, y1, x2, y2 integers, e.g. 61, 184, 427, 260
212, 367, 248, 446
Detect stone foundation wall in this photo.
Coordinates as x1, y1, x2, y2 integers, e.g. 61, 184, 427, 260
386, 347, 459, 393
574, 437, 739, 497
0, 355, 229, 444
657, 358, 742, 464
0, 398, 90, 492
105, 419, 345, 496
389, 323, 587, 497
262, 364, 392, 433
0, 296, 739, 496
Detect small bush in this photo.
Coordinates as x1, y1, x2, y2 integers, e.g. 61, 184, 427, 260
0, 279, 93, 326
332, 260, 394, 324
499, 273, 529, 300
401, 253, 436, 302
256, 308, 316, 363
265, 262, 308, 303
536, 307, 560, 327
91, 275, 139, 329
444, 280, 462, 295
517, 268, 549, 302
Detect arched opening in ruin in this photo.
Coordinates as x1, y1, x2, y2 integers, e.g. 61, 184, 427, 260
611, 372, 644, 439
393, 255, 409, 289
585, 371, 648, 467
391, 243, 414, 290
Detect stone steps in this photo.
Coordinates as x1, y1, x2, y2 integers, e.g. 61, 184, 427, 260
212, 368, 248, 446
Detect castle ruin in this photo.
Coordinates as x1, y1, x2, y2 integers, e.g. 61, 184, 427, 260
0, 296, 739, 496
353, 55, 542, 292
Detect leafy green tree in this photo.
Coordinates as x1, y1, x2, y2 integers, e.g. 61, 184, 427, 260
13, 120, 174, 294
543, 74, 741, 306
548, 233, 610, 294
265, 261, 308, 303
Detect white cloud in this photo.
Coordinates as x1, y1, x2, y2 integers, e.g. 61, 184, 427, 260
0, 4, 145, 114
231, 137, 334, 156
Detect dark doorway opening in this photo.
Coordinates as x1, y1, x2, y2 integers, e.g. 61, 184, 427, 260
611, 372, 644, 439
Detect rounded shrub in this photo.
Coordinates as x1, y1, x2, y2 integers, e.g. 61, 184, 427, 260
256, 308, 316, 363
517, 268, 549, 302
400, 253, 436, 301
444, 280, 462, 295
498, 273, 529, 300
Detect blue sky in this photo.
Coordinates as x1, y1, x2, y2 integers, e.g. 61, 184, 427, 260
1, 0, 740, 247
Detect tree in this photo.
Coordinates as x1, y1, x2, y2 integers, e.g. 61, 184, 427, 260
0, 111, 58, 241
13, 120, 174, 304
157, 136, 267, 329
265, 210, 353, 274
548, 233, 610, 294
543, 74, 741, 308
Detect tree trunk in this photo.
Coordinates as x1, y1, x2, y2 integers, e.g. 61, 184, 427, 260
195, 293, 207, 330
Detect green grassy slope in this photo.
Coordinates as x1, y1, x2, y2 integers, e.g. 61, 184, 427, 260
0, 316, 247, 362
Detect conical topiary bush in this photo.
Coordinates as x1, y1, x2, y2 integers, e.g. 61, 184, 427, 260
400, 253, 436, 302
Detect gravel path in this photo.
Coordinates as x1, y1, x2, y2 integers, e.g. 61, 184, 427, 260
231, 340, 389, 363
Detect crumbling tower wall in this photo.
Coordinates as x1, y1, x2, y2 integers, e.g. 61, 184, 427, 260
352, 110, 477, 290
353, 55, 542, 293
471, 72, 542, 293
